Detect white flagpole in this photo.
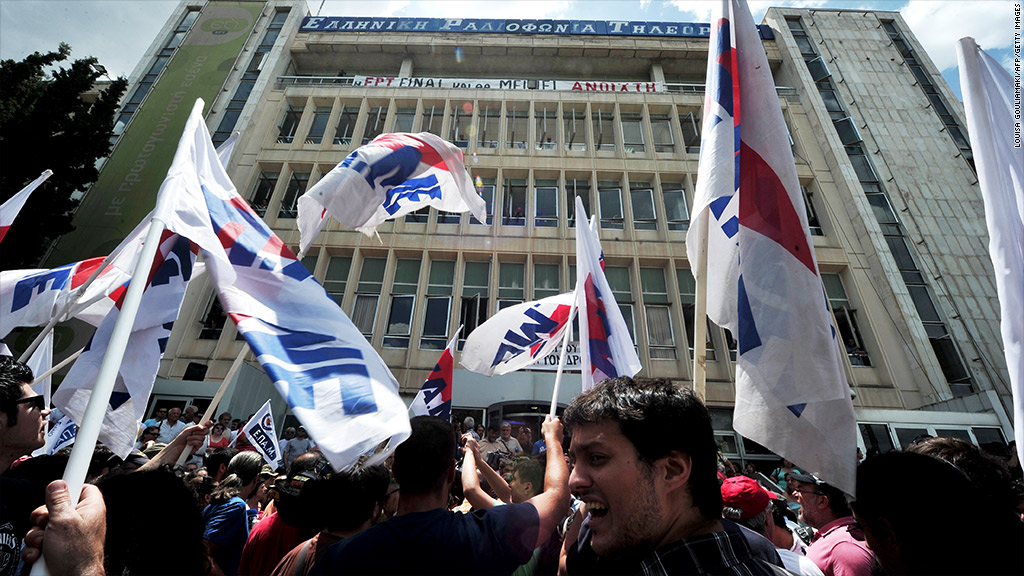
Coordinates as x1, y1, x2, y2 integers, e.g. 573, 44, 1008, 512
692, 210, 709, 403
30, 217, 167, 576
60, 217, 168, 503
549, 298, 578, 418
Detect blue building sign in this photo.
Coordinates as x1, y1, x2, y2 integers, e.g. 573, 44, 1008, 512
301, 17, 714, 38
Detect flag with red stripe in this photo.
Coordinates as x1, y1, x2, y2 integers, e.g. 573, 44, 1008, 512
411, 328, 461, 421
687, 0, 856, 495
0, 170, 51, 246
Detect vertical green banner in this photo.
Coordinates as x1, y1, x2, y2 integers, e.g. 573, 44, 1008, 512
48, 1, 266, 265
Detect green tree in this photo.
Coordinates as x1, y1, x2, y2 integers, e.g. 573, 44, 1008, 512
0, 43, 126, 270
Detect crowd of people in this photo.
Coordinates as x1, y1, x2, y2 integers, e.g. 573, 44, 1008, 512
2, 355, 1023, 576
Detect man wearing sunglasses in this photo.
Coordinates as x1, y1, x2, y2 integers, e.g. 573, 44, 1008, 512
1, 355, 51, 576
0, 356, 50, 474
790, 472, 873, 576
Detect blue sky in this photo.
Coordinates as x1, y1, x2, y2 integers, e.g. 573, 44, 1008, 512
0, 1, 1017, 100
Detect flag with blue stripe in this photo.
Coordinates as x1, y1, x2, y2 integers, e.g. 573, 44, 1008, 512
158, 100, 410, 471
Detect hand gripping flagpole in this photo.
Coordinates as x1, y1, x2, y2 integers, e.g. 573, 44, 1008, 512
30, 216, 168, 576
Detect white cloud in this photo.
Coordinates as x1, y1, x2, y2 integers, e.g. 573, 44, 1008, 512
899, 0, 1014, 71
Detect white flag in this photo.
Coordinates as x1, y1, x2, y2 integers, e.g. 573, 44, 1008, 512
574, 197, 642, 391
158, 100, 410, 472
689, 0, 856, 495
43, 414, 78, 455
461, 293, 575, 376
411, 329, 461, 421
241, 399, 284, 470
0, 169, 52, 245
297, 132, 485, 252
957, 37, 1024, 466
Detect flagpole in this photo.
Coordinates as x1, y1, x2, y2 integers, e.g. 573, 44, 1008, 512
60, 217, 168, 504
28, 346, 85, 387
549, 299, 578, 418
693, 210, 710, 403
175, 347, 246, 466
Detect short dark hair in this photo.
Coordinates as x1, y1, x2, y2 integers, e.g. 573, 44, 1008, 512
907, 436, 1015, 511
563, 377, 723, 521
206, 447, 239, 478
321, 464, 391, 532
0, 356, 33, 426
513, 457, 544, 495
393, 416, 457, 495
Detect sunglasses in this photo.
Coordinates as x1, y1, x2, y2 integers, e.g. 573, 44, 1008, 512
16, 395, 46, 411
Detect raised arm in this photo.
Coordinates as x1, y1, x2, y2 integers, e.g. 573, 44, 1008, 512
474, 439, 512, 504
462, 435, 501, 509
525, 416, 570, 549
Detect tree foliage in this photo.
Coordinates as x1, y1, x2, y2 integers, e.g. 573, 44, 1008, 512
0, 43, 127, 269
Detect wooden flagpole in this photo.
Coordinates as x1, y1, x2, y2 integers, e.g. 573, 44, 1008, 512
693, 210, 710, 403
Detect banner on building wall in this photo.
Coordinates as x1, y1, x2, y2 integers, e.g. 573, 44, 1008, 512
529, 342, 582, 372
48, 1, 266, 266
303, 17, 712, 39
353, 76, 665, 93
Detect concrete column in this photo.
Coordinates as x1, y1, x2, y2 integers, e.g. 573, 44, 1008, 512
399, 57, 414, 77
650, 62, 665, 84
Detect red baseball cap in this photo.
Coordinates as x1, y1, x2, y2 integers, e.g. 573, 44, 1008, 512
720, 476, 770, 519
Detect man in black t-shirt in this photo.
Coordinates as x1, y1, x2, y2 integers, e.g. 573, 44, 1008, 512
311, 415, 569, 575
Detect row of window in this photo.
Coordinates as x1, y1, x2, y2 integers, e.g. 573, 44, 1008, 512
245, 164, 826, 235
198, 252, 871, 369
111, 8, 200, 147
212, 9, 291, 145
275, 98, 730, 157
787, 16, 971, 393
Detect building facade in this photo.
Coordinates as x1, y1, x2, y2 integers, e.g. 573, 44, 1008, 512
59, 1, 1014, 466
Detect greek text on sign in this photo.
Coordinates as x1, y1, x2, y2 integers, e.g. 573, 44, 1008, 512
530, 342, 582, 372
353, 76, 664, 93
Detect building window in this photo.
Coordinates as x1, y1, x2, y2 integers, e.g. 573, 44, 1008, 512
505, 106, 528, 149
534, 180, 559, 227
629, 183, 657, 231
822, 273, 870, 366
393, 108, 416, 133
605, 266, 635, 341
593, 108, 616, 151
278, 171, 309, 218
477, 106, 499, 149
249, 170, 278, 217
460, 261, 491, 347
277, 104, 303, 144
362, 106, 387, 144
662, 182, 689, 231
405, 207, 429, 224
384, 259, 419, 348
450, 104, 471, 147
334, 104, 359, 145
621, 113, 645, 153
305, 106, 331, 144
199, 294, 226, 340
471, 179, 495, 225
651, 114, 675, 153
802, 186, 824, 236
422, 260, 455, 350
598, 183, 624, 230
502, 178, 527, 226
563, 107, 587, 151
678, 110, 701, 153
353, 257, 386, 336
498, 262, 525, 309
677, 267, 716, 360
641, 267, 675, 359
534, 263, 560, 300
567, 179, 591, 227
535, 106, 557, 150
324, 256, 351, 307
421, 105, 442, 136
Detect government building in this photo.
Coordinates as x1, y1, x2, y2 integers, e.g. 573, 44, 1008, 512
42, 0, 1014, 467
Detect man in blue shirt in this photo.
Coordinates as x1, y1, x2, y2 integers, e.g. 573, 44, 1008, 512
312, 415, 569, 575
203, 451, 263, 575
